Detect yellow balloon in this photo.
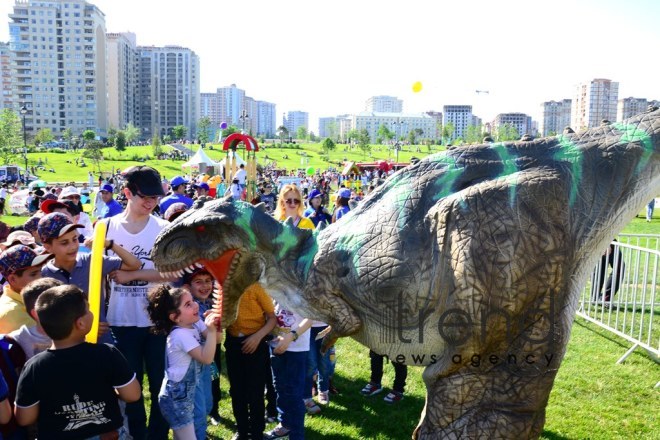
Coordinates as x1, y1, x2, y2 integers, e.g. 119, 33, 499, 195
85, 221, 107, 343
412, 81, 423, 93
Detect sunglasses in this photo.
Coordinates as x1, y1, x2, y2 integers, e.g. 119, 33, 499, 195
285, 198, 300, 205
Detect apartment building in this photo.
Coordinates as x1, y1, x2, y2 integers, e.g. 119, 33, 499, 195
352, 112, 438, 143
442, 105, 473, 140
136, 45, 200, 140
492, 112, 534, 137
571, 78, 619, 130
284, 111, 309, 138
539, 99, 571, 136
617, 97, 650, 121
0, 42, 13, 110
8, 0, 108, 136
107, 31, 137, 129
365, 95, 403, 113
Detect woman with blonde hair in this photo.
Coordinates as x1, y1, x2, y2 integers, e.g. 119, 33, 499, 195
265, 183, 314, 439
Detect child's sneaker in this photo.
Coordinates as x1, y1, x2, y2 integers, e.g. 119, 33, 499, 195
304, 398, 321, 414
265, 423, 291, 439
360, 382, 383, 396
383, 390, 404, 403
317, 390, 330, 405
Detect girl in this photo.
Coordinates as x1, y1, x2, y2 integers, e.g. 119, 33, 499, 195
147, 284, 220, 440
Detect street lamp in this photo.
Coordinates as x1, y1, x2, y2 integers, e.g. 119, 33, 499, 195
392, 119, 404, 164
20, 105, 28, 182
239, 110, 249, 134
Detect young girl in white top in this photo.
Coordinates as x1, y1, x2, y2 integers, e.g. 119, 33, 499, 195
147, 284, 220, 440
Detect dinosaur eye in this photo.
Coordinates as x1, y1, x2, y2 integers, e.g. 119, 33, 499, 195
196, 225, 206, 233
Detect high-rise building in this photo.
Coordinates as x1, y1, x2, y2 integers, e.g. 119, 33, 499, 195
617, 97, 648, 121
493, 113, 534, 137
8, 0, 108, 136
136, 45, 200, 140
540, 99, 572, 136
0, 42, 13, 110
365, 96, 403, 113
199, 84, 275, 137
442, 105, 473, 140
107, 32, 137, 130
284, 111, 308, 138
319, 116, 339, 139
571, 78, 619, 130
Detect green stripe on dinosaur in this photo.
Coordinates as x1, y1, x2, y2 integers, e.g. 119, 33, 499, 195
554, 135, 583, 207
490, 143, 518, 207
612, 122, 653, 174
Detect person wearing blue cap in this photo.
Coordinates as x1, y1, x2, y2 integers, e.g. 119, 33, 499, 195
159, 175, 193, 215
98, 184, 123, 219
192, 182, 210, 199
303, 189, 331, 227
332, 188, 352, 222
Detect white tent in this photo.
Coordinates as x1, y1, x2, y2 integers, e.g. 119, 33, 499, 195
216, 153, 247, 167
181, 147, 218, 169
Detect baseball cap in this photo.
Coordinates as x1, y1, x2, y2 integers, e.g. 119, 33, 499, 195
338, 188, 351, 199
123, 166, 165, 196
100, 184, 113, 193
2, 231, 36, 248
170, 176, 189, 188
308, 189, 322, 201
23, 215, 42, 234
193, 182, 210, 192
59, 186, 80, 199
37, 212, 84, 243
0, 245, 53, 279
163, 202, 189, 222
40, 199, 68, 214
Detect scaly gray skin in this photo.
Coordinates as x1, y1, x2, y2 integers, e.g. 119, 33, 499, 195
152, 108, 660, 439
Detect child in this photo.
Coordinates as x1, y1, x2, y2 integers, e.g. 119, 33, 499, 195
38, 212, 141, 344
146, 284, 220, 440
224, 282, 276, 440
182, 268, 220, 438
361, 350, 408, 403
0, 245, 51, 334
14, 285, 141, 439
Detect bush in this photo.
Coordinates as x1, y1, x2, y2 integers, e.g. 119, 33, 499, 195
50, 148, 67, 154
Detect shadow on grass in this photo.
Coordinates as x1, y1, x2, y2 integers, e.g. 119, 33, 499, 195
305, 373, 425, 439
540, 430, 572, 440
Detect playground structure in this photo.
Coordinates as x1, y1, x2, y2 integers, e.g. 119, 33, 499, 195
222, 133, 259, 201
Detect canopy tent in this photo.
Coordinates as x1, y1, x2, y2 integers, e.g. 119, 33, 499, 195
181, 147, 218, 169
217, 154, 247, 168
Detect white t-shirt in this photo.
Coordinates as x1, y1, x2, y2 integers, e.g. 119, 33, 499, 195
105, 215, 169, 327
166, 321, 206, 382
9, 324, 51, 358
234, 168, 247, 185
271, 302, 310, 352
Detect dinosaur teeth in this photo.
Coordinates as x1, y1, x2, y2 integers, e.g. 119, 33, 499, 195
195, 262, 203, 268
184, 267, 193, 273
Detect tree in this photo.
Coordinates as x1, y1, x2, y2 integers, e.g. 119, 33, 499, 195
106, 127, 117, 147
408, 128, 424, 145
441, 122, 454, 145
326, 120, 338, 142
346, 129, 360, 145
377, 124, 394, 143
277, 125, 288, 144
494, 123, 520, 142
0, 109, 22, 163
321, 137, 336, 154
222, 125, 238, 139
197, 117, 212, 146
152, 134, 163, 157
357, 128, 371, 158
114, 130, 127, 153
82, 129, 96, 144
34, 128, 54, 146
62, 128, 73, 149
308, 131, 317, 142
82, 140, 103, 172
296, 126, 308, 140
464, 125, 484, 144
124, 123, 140, 145
172, 125, 187, 140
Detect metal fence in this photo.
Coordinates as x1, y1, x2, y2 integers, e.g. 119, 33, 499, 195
576, 236, 659, 364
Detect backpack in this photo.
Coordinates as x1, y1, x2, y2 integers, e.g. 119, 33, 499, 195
0, 335, 27, 438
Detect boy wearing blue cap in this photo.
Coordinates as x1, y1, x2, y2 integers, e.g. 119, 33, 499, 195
99, 184, 123, 218
159, 175, 193, 214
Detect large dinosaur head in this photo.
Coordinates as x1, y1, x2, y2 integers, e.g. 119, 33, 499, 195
152, 196, 315, 327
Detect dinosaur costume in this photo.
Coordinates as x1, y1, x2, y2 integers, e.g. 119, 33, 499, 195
152, 107, 660, 438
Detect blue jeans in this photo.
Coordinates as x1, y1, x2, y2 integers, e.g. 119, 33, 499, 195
112, 326, 169, 440
270, 350, 307, 440
84, 426, 129, 440
193, 363, 213, 439
304, 327, 331, 399
158, 357, 200, 431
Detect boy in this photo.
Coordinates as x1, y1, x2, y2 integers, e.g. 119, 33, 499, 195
38, 212, 141, 343
183, 268, 220, 438
0, 245, 51, 334
14, 285, 141, 439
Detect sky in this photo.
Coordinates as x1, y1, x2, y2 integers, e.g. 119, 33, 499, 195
2, 0, 659, 132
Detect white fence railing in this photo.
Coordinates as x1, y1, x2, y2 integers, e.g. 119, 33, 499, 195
576, 238, 659, 364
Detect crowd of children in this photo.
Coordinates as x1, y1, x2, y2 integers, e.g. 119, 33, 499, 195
0, 165, 407, 440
